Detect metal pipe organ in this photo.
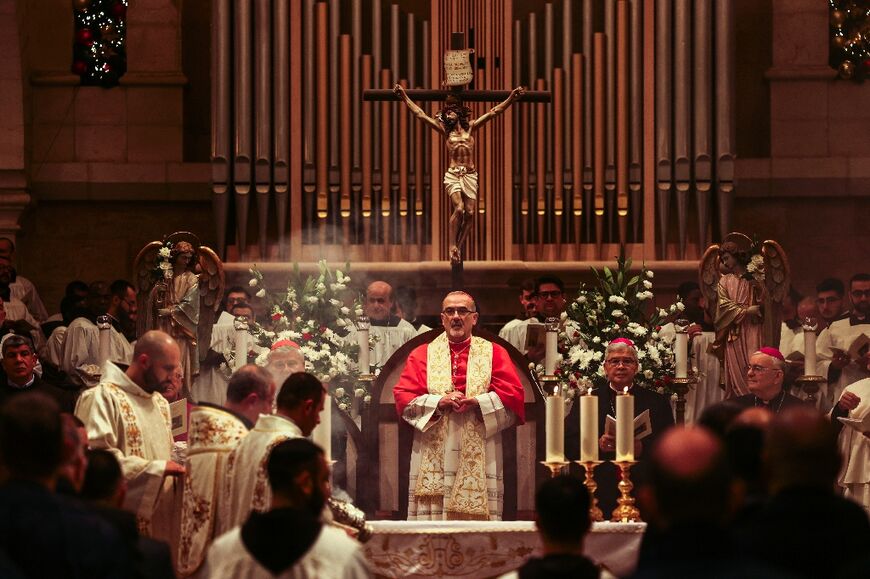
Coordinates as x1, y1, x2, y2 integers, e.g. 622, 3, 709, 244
210, 0, 735, 262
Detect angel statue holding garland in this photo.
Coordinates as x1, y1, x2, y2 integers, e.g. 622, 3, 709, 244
699, 232, 789, 399
134, 232, 225, 398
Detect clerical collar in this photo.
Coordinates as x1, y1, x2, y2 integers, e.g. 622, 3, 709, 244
608, 383, 634, 394
7, 374, 36, 390
754, 390, 786, 414
849, 314, 868, 326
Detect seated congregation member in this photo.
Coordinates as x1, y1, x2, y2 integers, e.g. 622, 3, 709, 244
830, 378, 870, 514
178, 364, 276, 576
220, 372, 325, 533
499, 476, 612, 579
393, 290, 525, 521
75, 330, 186, 544
728, 347, 806, 414
0, 334, 77, 412
632, 427, 781, 579
80, 449, 175, 579
739, 407, 870, 578
0, 392, 129, 576
565, 339, 674, 516
204, 438, 371, 578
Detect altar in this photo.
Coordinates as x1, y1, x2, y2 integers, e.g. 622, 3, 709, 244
363, 520, 646, 578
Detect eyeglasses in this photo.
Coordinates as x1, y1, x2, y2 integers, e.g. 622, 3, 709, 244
850, 290, 870, 299
442, 307, 475, 317
605, 358, 637, 367
745, 364, 782, 374
537, 290, 563, 299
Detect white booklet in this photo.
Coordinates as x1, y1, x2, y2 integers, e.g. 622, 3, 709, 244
604, 409, 653, 441
838, 412, 870, 434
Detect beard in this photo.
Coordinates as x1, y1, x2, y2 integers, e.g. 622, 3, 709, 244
306, 483, 327, 516
143, 366, 168, 394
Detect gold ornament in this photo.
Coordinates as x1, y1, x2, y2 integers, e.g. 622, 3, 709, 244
839, 60, 855, 80
832, 35, 847, 50
831, 10, 846, 27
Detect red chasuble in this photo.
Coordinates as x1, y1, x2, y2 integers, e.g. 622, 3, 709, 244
394, 339, 526, 424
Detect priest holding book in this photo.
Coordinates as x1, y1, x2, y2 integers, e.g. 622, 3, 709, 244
566, 338, 674, 516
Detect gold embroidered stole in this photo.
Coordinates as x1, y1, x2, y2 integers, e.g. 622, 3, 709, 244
415, 333, 492, 519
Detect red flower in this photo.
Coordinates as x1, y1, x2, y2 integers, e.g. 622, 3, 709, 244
319, 325, 327, 334
302, 332, 313, 341
271, 312, 283, 321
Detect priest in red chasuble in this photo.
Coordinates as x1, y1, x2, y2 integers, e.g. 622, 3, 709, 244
394, 291, 526, 521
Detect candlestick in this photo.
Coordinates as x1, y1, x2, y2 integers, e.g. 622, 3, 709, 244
611, 460, 642, 522
671, 373, 698, 426
674, 319, 689, 379
96, 315, 111, 367
539, 459, 571, 478
802, 317, 818, 376
575, 460, 605, 521
312, 393, 332, 461
356, 316, 371, 374
579, 388, 599, 461
545, 387, 565, 462
544, 316, 559, 375
233, 316, 249, 371
615, 387, 634, 461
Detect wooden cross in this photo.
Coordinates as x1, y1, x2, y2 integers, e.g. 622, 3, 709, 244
364, 33, 550, 290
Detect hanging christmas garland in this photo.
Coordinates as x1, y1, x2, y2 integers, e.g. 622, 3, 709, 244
829, 1, 870, 81
72, 0, 128, 87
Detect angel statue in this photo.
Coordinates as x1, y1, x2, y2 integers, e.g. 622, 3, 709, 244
699, 232, 790, 399
134, 232, 225, 398
394, 84, 525, 264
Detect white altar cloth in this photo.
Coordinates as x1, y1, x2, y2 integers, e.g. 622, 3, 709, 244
364, 520, 646, 578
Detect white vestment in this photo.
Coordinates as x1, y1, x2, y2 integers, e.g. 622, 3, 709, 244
45, 325, 67, 368
191, 312, 236, 405
220, 414, 303, 534
202, 524, 370, 579
178, 404, 250, 577
10, 275, 49, 321
816, 319, 870, 408
344, 319, 417, 368
2, 297, 47, 354
835, 378, 870, 515
62, 316, 133, 386
659, 324, 724, 423
498, 318, 536, 354
75, 362, 180, 544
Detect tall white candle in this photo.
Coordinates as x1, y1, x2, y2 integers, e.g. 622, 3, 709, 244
804, 330, 817, 376
312, 394, 332, 461
357, 328, 370, 374
98, 326, 111, 366
579, 390, 599, 461
545, 328, 558, 375
545, 389, 565, 462
615, 387, 634, 461
675, 331, 688, 378
234, 327, 249, 371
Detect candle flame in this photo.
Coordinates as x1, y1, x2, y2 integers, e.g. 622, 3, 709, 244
587, 387, 593, 396
623, 386, 629, 395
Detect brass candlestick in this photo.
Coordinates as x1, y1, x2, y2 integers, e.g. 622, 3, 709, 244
540, 460, 571, 478
576, 460, 605, 522
611, 460, 642, 523
795, 374, 826, 405
671, 373, 698, 426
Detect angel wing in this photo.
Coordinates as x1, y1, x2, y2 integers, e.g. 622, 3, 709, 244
132, 240, 164, 338
761, 240, 790, 348
196, 245, 225, 362
698, 243, 721, 325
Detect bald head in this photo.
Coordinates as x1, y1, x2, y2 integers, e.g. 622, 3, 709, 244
365, 280, 394, 321
731, 406, 773, 431
134, 330, 179, 360
647, 427, 732, 526
129, 331, 181, 394
765, 407, 839, 492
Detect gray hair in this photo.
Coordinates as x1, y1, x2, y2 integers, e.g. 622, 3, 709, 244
605, 340, 638, 361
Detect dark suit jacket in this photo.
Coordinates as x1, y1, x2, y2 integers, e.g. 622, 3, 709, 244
0, 375, 80, 413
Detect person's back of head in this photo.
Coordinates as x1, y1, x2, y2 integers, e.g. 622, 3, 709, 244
226, 365, 276, 424
535, 475, 591, 548
0, 392, 63, 484
275, 372, 324, 413
80, 449, 125, 508
267, 438, 328, 513
764, 406, 839, 493
645, 426, 732, 528
697, 401, 743, 440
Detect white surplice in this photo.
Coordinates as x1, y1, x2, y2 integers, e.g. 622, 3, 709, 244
203, 524, 371, 579
62, 316, 133, 386
178, 404, 250, 577
836, 378, 870, 515
498, 318, 533, 354
817, 319, 870, 408
10, 275, 49, 322
74, 361, 179, 542
191, 312, 235, 405
344, 319, 417, 368
219, 413, 303, 534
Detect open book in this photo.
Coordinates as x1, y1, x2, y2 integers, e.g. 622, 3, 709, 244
830, 333, 870, 363
524, 321, 546, 351
604, 409, 653, 441
838, 411, 870, 434
169, 398, 188, 437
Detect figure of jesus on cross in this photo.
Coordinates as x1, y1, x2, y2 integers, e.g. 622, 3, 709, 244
393, 83, 525, 264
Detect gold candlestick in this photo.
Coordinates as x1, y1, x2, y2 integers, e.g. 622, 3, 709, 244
795, 374, 825, 405
576, 460, 605, 522
540, 460, 571, 478
611, 460, 642, 523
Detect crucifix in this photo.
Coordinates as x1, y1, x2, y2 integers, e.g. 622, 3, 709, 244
364, 32, 549, 289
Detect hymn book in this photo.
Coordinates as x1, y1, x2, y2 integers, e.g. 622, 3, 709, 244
604, 409, 652, 441
838, 412, 870, 434
830, 333, 870, 363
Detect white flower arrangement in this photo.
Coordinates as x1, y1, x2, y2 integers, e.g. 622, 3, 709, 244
155, 242, 174, 280
245, 260, 365, 410
746, 253, 765, 282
